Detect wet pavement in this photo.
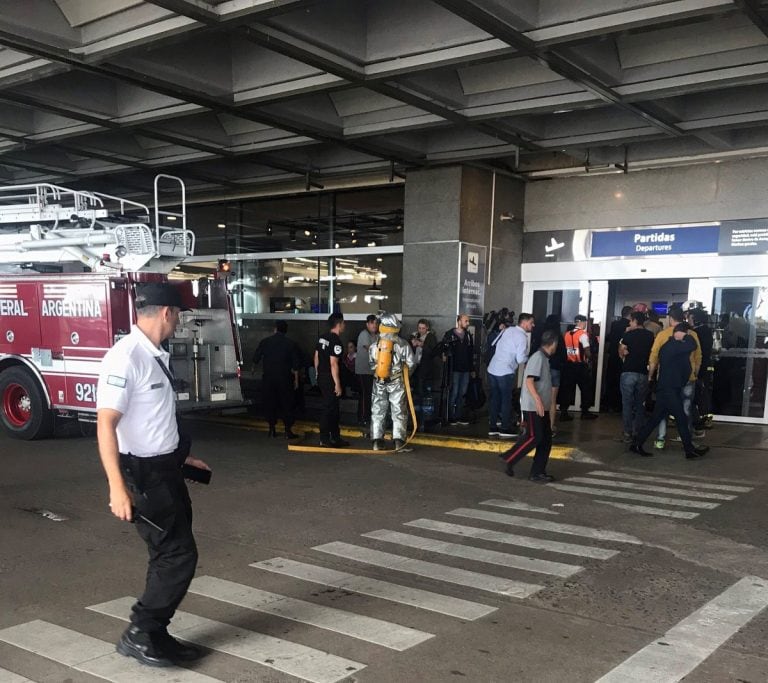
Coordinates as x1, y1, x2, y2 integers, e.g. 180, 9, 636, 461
1, 413, 767, 682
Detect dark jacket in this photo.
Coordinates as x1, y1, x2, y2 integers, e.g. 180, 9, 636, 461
443, 328, 474, 372
657, 335, 696, 391
253, 332, 301, 380
694, 324, 714, 368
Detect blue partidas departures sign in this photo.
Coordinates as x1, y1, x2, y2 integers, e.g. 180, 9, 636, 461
590, 226, 720, 258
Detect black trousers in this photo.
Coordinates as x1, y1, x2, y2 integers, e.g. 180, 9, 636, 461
560, 363, 593, 414
636, 387, 694, 451
120, 452, 198, 634
693, 368, 714, 426
263, 373, 295, 429
318, 373, 340, 439
504, 411, 553, 477
357, 374, 374, 423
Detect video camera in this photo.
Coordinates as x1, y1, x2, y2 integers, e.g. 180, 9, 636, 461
483, 307, 516, 332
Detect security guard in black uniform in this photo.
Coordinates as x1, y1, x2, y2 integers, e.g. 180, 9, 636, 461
97, 283, 210, 668
253, 320, 302, 439
314, 312, 350, 447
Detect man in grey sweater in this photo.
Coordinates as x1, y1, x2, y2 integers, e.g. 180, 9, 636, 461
355, 314, 379, 425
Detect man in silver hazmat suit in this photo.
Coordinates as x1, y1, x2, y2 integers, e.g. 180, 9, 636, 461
369, 312, 416, 450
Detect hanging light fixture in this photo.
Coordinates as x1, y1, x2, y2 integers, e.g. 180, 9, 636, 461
366, 279, 381, 293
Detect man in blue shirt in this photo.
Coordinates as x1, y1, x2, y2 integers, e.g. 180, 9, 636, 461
487, 313, 534, 437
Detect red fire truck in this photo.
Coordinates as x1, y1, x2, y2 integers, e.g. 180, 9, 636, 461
0, 175, 244, 439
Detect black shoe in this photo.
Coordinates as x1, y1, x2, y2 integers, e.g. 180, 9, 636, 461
686, 445, 709, 459
116, 626, 174, 668
559, 412, 574, 422
529, 473, 556, 483
629, 442, 653, 457
155, 631, 203, 663
505, 462, 515, 477
267, 426, 277, 438
284, 429, 300, 439
581, 412, 598, 420
393, 439, 406, 450
330, 437, 350, 448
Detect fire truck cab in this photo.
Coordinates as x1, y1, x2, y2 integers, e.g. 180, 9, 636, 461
0, 175, 244, 439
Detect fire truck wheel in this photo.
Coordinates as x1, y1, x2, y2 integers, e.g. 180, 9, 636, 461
0, 367, 54, 440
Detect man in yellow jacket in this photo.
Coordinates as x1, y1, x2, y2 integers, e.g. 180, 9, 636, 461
648, 305, 701, 449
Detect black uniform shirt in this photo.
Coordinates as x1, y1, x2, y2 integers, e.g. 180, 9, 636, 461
253, 332, 301, 379
316, 332, 343, 376
620, 328, 654, 374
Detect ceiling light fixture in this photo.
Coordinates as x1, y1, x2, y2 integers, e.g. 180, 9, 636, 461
217, 223, 226, 229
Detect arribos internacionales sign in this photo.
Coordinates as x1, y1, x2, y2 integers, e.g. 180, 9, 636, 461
590, 226, 720, 257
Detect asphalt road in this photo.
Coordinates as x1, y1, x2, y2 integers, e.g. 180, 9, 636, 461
1, 416, 767, 683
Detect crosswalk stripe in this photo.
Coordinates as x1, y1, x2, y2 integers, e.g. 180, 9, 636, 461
479, 499, 559, 515
566, 477, 737, 500
313, 541, 543, 598
189, 576, 433, 651
588, 470, 753, 493
609, 466, 754, 487
362, 529, 583, 578
447, 508, 643, 545
0, 666, 33, 683
0, 620, 220, 682
404, 519, 618, 560
250, 557, 496, 620
548, 484, 719, 510
87, 597, 366, 683
595, 576, 768, 682
594, 501, 700, 519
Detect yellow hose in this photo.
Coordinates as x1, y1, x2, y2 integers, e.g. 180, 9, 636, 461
288, 365, 418, 453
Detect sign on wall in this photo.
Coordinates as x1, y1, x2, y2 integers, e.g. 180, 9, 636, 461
718, 219, 768, 254
457, 242, 486, 317
590, 226, 720, 258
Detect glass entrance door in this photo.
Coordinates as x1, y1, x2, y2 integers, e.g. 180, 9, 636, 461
695, 278, 768, 423
522, 280, 608, 412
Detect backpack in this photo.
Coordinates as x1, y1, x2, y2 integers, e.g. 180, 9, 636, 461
482, 327, 505, 365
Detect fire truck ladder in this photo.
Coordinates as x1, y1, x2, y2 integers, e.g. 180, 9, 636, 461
0, 175, 194, 273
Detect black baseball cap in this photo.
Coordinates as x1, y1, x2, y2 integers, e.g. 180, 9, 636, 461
574, 314, 587, 322
135, 282, 192, 311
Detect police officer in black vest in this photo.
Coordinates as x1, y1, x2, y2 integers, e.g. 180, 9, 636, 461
253, 320, 301, 439
314, 312, 350, 448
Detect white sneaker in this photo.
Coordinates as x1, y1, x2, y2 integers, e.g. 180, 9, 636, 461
456, 420, 470, 426
488, 430, 500, 437
498, 431, 517, 439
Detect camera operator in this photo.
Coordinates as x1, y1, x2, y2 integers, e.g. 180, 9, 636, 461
442, 314, 475, 425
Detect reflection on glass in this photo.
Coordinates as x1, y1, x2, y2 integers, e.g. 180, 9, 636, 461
712, 287, 768, 418
532, 289, 580, 331
228, 255, 403, 318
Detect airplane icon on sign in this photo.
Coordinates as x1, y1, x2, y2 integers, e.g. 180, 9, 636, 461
545, 237, 565, 254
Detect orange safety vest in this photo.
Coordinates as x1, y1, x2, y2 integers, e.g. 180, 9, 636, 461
564, 329, 588, 363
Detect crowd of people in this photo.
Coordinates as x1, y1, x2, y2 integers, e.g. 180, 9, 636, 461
93, 285, 717, 669
604, 303, 714, 459
248, 304, 716, 473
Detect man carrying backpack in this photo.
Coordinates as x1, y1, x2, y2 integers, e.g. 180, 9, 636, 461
487, 313, 534, 438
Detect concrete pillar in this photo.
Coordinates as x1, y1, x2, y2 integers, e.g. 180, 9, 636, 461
402, 166, 524, 340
